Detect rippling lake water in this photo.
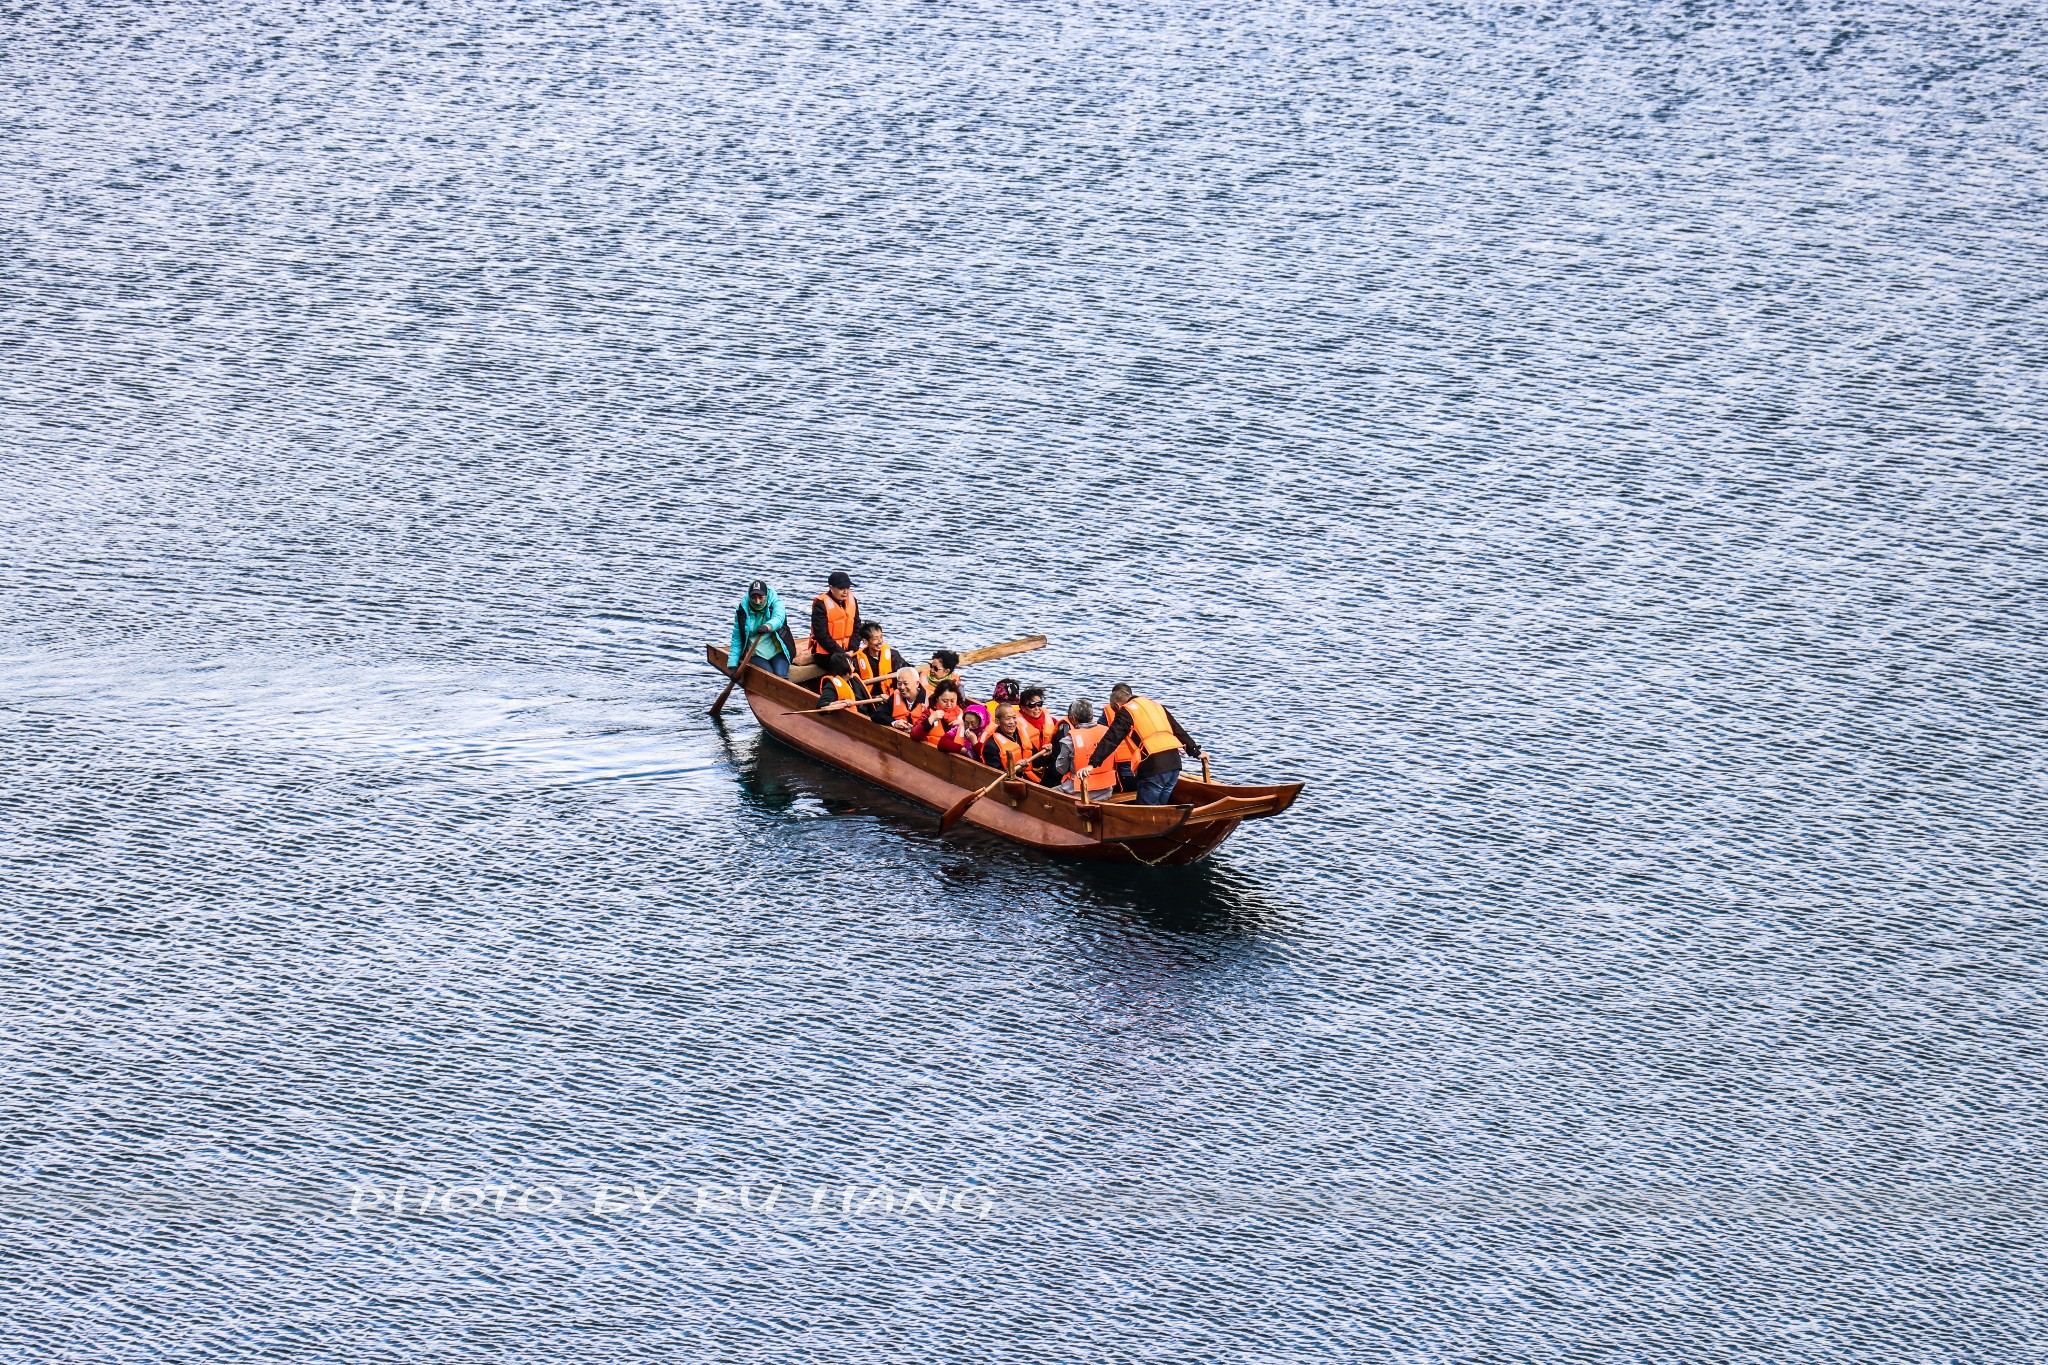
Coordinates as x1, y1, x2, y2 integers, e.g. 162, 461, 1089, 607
3, 0, 2044, 1360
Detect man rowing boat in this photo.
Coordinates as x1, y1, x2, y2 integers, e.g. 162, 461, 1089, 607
729, 580, 797, 679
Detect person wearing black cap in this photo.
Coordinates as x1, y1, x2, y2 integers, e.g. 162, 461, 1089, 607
730, 580, 798, 679
808, 571, 863, 661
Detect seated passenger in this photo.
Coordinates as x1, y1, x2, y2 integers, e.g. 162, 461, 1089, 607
922, 649, 966, 698
854, 622, 907, 687
910, 680, 966, 746
816, 651, 870, 710
882, 667, 928, 731
979, 703, 1041, 781
1014, 685, 1060, 753
987, 678, 1022, 714
943, 705, 989, 758
1054, 699, 1117, 799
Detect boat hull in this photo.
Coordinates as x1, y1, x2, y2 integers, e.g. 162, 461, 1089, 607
708, 647, 1301, 866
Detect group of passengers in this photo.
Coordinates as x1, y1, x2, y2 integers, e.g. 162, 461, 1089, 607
729, 573, 1203, 805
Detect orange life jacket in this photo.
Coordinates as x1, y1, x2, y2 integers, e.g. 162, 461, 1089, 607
984, 730, 1027, 772
1016, 706, 1059, 751
1065, 724, 1116, 795
811, 591, 859, 653
1100, 703, 1141, 771
855, 645, 902, 684
1123, 696, 1181, 760
1011, 717, 1048, 759
821, 676, 860, 705
918, 704, 961, 746
887, 692, 918, 726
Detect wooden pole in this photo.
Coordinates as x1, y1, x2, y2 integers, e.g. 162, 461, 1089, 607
787, 692, 899, 716
710, 632, 763, 717
956, 635, 1047, 666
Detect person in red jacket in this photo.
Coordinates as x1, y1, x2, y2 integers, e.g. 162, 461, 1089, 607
910, 681, 965, 747
943, 705, 989, 759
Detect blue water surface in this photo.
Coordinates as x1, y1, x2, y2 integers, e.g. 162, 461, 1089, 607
1, 0, 2043, 1360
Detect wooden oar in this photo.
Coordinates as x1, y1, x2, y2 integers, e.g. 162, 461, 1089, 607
939, 758, 1017, 834
786, 693, 899, 716
709, 632, 763, 717
956, 635, 1046, 667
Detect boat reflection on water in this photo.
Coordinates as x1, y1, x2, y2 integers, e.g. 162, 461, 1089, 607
1058, 858, 1292, 935
713, 719, 1292, 932
715, 715, 933, 820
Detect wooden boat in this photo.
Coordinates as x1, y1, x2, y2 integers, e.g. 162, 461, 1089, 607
708, 645, 1302, 866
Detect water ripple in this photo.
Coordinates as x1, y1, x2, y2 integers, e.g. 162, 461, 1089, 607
3, 0, 2044, 1360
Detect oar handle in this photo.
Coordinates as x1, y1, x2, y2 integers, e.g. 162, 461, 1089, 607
788, 693, 900, 715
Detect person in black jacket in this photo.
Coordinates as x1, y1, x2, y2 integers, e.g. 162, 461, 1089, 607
815, 652, 871, 711
808, 571, 863, 659
853, 622, 907, 687
1079, 683, 1203, 805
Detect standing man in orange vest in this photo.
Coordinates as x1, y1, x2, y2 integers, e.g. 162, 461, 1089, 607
1097, 696, 1143, 792
808, 571, 862, 661
1079, 683, 1202, 805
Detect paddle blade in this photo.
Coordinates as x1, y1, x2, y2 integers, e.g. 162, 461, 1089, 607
958, 634, 1047, 667
937, 791, 978, 834
710, 632, 763, 716
939, 770, 1007, 834
708, 672, 742, 716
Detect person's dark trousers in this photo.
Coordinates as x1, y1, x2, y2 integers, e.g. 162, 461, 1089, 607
1135, 763, 1182, 805
753, 653, 790, 679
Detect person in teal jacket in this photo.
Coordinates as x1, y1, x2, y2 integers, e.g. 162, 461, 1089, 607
729, 580, 798, 679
